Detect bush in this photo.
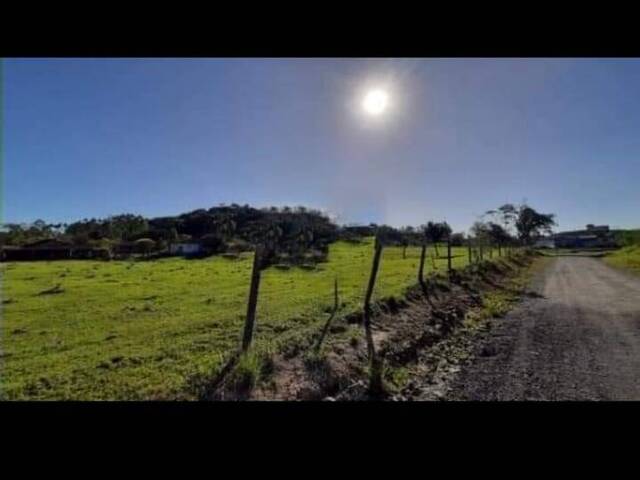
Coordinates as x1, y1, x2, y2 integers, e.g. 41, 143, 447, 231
226, 238, 252, 253
95, 248, 111, 260
134, 238, 156, 256
200, 234, 225, 254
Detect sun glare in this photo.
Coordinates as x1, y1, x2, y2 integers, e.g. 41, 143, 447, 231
362, 88, 389, 116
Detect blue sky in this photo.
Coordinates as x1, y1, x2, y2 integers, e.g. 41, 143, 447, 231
3, 58, 640, 233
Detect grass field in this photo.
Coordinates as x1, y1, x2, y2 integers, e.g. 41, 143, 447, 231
1, 239, 499, 400
604, 245, 640, 274
613, 229, 640, 247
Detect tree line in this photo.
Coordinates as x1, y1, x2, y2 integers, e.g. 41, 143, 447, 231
0, 202, 555, 264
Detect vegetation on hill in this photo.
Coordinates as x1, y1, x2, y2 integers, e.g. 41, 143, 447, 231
0, 205, 339, 264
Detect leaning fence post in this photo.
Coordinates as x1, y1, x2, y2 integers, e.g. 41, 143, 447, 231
363, 236, 384, 395
315, 277, 339, 352
242, 245, 263, 352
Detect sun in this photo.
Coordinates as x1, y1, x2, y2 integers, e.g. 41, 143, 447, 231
362, 88, 389, 116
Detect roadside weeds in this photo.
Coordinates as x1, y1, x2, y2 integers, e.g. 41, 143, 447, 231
203, 252, 542, 401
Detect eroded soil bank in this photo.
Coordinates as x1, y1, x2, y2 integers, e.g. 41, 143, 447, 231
207, 251, 540, 401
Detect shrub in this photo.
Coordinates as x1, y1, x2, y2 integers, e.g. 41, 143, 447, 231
226, 238, 252, 253
200, 234, 225, 254
134, 238, 155, 256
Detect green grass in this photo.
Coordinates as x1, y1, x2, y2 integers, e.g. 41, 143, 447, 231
604, 245, 640, 274
613, 229, 640, 247
1, 238, 500, 400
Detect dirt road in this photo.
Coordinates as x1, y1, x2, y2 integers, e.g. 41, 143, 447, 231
446, 256, 640, 400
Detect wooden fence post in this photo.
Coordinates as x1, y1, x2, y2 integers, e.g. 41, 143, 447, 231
447, 236, 452, 275
242, 245, 263, 352
363, 237, 384, 395
315, 277, 340, 352
418, 243, 427, 291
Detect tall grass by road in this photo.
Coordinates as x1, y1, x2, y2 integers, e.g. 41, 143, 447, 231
604, 245, 640, 274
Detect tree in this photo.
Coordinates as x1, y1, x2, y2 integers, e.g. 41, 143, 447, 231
200, 233, 225, 254
33, 219, 48, 232
484, 203, 555, 246
472, 221, 511, 257
515, 205, 556, 245
487, 222, 510, 255
485, 204, 518, 237
135, 238, 155, 257
450, 232, 465, 246
497, 204, 518, 235
291, 220, 314, 260
423, 221, 451, 257
108, 214, 148, 241
3, 224, 26, 245
215, 216, 236, 242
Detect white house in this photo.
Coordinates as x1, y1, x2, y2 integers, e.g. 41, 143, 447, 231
169, 243, 202, 256
533, 237, 556, 249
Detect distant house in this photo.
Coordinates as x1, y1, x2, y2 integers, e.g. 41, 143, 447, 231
552, 224, 617, 249
169, 242, 202, 256
533, 237, 556, 249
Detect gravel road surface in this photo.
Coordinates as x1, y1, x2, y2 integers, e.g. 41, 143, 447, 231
447, 256, 640, 400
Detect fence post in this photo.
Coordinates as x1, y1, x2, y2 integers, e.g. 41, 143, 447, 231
418, 243, 427, 291
242, 245, 263, 352
363, 237, 384, 395
447, 236, 452, 275
315, 277, 340, 352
